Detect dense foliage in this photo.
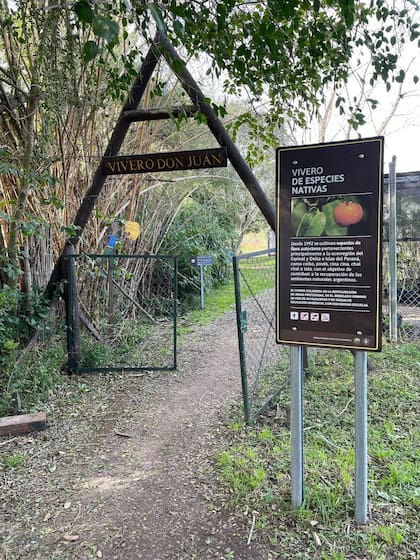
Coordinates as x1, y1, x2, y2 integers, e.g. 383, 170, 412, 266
0, 0, 419, 410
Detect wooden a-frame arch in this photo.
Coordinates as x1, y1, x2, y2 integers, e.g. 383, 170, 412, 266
45, 30, 276, 298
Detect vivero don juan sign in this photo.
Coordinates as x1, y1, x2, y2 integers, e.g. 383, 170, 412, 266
276, 137, 384, 352
103, 147, 227, 175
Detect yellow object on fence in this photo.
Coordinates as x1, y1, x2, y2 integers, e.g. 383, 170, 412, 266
124, 221, 141, 241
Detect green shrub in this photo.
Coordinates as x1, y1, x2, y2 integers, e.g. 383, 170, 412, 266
158, 193, 240, 310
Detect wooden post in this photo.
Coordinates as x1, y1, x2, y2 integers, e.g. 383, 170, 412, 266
45, 35, 162, 299
155, 31, 276, 232
0, 412, 47, 436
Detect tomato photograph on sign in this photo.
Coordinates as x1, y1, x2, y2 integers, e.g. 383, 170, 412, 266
276, 137, 384, 351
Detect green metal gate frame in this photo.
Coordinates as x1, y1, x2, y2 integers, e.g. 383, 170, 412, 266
233, 249, 289, 424
66, 253, 178, 374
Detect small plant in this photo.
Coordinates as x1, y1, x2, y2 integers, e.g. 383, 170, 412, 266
79, 338, 114, 368
372, 525, 406, 546
321, 552, 346, 560
3, 454, 25, 468
77, 383, 89, 393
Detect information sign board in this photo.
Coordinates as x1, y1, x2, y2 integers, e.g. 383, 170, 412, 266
276, 138, 384, 351
191, 255, 214, 266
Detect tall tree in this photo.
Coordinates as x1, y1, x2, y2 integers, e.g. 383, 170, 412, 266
1, 0, 418, 295
74, 1, 419, 130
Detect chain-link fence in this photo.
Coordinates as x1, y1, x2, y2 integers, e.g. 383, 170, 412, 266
66, 253, 177, 373
233, 238, 419, 424
383, 239, 420, 342
233, 249, 290, 424
383, 171, 420, 342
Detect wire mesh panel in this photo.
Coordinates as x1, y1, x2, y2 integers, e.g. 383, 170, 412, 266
66, 254, 177, 373
233, 249, 289, 423
383, 240, 420, 342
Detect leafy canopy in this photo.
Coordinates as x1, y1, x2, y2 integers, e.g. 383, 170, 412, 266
71, 0, 420, 128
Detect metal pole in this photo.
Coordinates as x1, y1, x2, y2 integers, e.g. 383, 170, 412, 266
290, 344, 304, 508
173, 257, 178, 370
233, 255, 251, 424
389, 156, 398, 342
354, 350, 368, 525
200, 264, 205, 309
107, 255, 115, 328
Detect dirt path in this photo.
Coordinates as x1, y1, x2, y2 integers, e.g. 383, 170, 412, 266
1, 310, 269, 560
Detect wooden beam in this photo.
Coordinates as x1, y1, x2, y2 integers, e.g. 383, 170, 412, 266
123, 105, 199, 122
155, 31, 277, 232
0, 412, 47, 436
45, 34, 162, 299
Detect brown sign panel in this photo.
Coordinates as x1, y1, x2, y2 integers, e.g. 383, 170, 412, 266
103, 147, 227, 175
276, 137, 384, 351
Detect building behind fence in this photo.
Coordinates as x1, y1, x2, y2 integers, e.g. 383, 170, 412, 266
383, 170, 420, 341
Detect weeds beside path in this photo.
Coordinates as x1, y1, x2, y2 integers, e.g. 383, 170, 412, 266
1, 304, 419, 560
1, 308, 267, 559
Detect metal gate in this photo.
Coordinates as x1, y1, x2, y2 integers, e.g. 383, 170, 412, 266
66, 253, 177, 373
233, 249, 290, 423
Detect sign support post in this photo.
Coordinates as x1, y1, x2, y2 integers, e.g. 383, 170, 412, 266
290, 344, 304, 508
190, 255, 214, 310
354, 350, 368, 525
200, 264, 205, 309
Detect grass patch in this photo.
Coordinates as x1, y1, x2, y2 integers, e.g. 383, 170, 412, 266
215, 342, 420, 559
184, 254, 275, 327
0, 331, 66, 416
185, 281, 237, 325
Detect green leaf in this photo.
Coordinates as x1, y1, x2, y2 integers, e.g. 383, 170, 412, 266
83, 40, 100, 62
296, 210, 326, 237
173, 19, 184, 37
148, 3, 167, 33
194, 111, 208, 125
74, 0, 94, 24
3, 339, 19, 351
92, 15, 119, 44
338, 0, 355, 27
395, 69, 405, 83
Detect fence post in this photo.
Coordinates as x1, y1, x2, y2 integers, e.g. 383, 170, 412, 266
65, 244, 81, 373
233, 255, 251, 424
173, 256, 178, 370
389, 156, 398, 343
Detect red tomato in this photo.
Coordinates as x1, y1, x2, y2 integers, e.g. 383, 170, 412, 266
333, 201, 364, 226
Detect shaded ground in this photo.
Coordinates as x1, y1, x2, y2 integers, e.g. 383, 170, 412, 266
1, 310, 271, 560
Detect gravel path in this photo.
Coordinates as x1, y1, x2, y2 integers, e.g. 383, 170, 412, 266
1, 310, 270, 560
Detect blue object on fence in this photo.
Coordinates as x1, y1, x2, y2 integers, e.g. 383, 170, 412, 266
106, 234, 118, 249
